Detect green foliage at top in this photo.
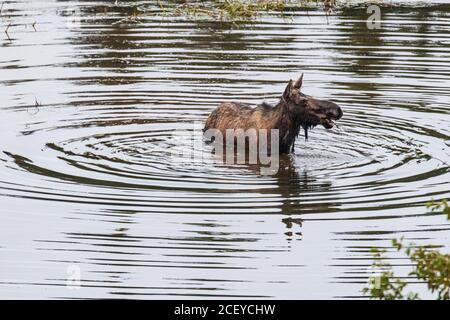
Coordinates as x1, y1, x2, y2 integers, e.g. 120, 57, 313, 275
168, 0, 329, 22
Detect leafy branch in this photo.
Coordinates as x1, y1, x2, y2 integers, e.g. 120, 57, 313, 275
364, 200, 450, 300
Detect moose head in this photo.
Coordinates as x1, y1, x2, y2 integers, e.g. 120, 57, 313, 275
282, 74, 343, 138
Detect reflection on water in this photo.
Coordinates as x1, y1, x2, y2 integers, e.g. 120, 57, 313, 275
0, 0, 449, 299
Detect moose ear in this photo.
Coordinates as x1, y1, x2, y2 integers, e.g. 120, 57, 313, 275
293, 73, 304, 89
283, 80, 293, 99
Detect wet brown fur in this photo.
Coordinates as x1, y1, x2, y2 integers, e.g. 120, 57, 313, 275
203, 75, 343, 154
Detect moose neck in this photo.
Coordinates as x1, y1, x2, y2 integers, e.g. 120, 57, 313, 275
274, 98, 304, 153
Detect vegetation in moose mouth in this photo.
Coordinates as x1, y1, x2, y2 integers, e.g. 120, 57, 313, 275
203, 74, 343, 154
321, 117, 335, 129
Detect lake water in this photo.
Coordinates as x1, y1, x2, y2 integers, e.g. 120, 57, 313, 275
1, 0, 449, 299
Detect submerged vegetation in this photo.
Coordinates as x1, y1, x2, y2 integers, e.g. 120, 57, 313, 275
160, 0, 337, 21
171, 0, 318, 20
54, 0, 403, 26
364, 200, 450, 300
72, 0, 342, 28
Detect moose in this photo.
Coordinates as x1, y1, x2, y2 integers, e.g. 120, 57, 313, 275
203, 74, 343, 155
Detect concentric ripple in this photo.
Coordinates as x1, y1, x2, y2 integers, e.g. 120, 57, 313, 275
1, 0, 449, 299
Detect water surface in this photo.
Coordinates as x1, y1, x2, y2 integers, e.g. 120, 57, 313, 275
1, 0, 450, 299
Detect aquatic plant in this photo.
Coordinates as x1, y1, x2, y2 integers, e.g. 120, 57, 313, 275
166, 0, 330, 21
